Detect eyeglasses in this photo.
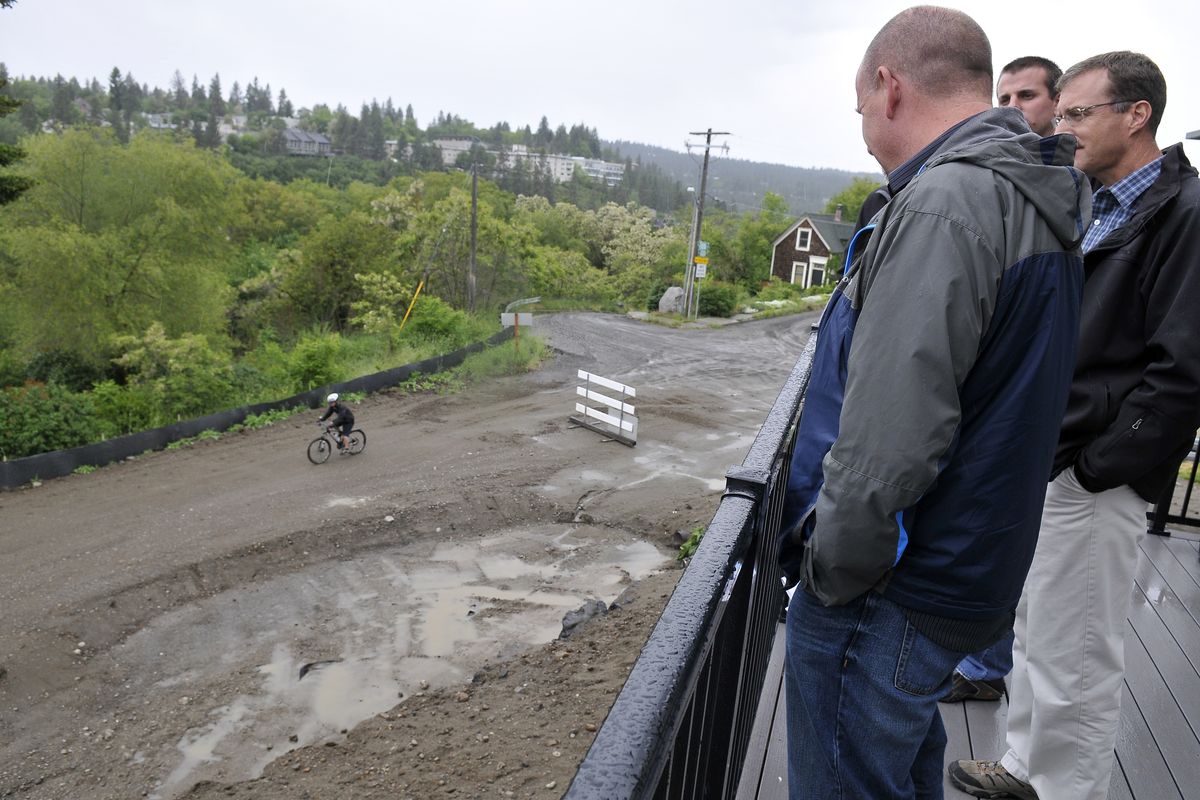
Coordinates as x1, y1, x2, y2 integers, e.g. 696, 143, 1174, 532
1053, 100, 1137, 127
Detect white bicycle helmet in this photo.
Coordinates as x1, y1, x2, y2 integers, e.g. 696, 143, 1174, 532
327, 392, 339, 403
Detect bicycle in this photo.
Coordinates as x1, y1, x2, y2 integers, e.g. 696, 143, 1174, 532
307, 423, 366, 464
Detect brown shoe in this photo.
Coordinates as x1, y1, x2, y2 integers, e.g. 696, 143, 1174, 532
940, 672, 1005, 702
948, 760, 1038, 799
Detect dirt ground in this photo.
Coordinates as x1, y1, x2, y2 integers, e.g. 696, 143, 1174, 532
0, 311, 816, 799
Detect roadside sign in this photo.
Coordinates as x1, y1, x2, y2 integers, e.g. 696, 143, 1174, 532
693, 256, 709, 265
695, 263, 707, 278
500, 312, 533, 327
697, 241, 709, 257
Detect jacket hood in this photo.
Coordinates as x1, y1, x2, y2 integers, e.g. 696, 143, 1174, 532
925, 107, 1091, 250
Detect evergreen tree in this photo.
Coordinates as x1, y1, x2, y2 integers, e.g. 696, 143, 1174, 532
329, 105, 354, 152
51, 74, 75, 125
170, 69, 188, 110
121, 73, 143, 116
228, 80, 242, 111
277, 87, 293, 117
351, 103, 370, 157
208, 73, 225, 117
202, 111, 221, 149
535, 116, 552, 147
245, 77, 263, 113
0, 74, 33, 205
405, 104, 415, 127
366, 101, 385, 160
108, 67, 129, 143
18, 100, 38, 133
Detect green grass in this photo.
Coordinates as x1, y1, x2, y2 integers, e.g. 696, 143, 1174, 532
455, 334, 547, 383
230, 406, 306, 432
677, 526, 706, 560
72, 464, 97, 475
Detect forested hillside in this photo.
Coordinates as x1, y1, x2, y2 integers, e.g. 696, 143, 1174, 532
607, 139, 883, 216
0, 64, 869, 461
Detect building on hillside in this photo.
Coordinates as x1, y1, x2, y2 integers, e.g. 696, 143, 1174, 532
216, 114, 249, 140
770, 209, 855, 288
428, 136, 625, 185
284, 128, 332, 156
143, 113, 176, 130
430, 136, 478, 166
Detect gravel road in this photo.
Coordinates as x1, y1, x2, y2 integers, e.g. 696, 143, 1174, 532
0, 310, 816, 799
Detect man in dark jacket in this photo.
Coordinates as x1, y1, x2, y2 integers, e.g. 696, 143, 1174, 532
778, 7, 1088, 798
318, 392, 355, 453
951, 51, 1200, 800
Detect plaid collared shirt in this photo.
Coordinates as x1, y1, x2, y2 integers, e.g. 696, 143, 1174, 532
1082, 156, 1164, 253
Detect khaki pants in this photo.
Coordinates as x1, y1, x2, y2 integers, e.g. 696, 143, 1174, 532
1001, 468, 1146, 799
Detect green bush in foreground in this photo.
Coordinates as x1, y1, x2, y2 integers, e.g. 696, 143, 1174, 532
697, 281, 741, 318
0, 383, 101, 459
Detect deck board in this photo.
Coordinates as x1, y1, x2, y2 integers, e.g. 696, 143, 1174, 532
735, 624, 788, 800
739, 535, 1200, 799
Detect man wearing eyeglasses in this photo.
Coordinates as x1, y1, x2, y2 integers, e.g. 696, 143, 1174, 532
951, 51, 1200, 800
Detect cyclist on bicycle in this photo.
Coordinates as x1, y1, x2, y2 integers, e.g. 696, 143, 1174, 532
318, 393, 355, 453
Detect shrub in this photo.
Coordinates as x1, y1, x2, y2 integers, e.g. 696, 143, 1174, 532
237, 341, 294, 402
0, 348, 25, 389
645, 281, 672, 312
111, 323, 237, 421
0, 384, 102, 459
401, 296, 481, 347
697, 281, 740, 318
90, 380, 162, 438
286, 330, 345, 391
24, 349, 109, 392
754, 278, 808, 302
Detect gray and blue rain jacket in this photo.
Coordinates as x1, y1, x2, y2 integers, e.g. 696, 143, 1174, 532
779, 108, 1090, 623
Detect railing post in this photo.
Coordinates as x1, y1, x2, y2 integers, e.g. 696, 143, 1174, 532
1148, 481, 1172, 536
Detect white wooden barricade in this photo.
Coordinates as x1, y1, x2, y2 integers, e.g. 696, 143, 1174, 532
570, 370, 637, 447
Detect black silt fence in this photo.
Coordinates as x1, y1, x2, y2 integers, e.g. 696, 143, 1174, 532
0, 329, 513, 490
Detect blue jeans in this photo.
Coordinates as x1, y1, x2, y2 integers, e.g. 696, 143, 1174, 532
954, 630, 1013, 682
785, 588, 964, 799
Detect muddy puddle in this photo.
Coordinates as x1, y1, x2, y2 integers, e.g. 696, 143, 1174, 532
110, 523, 667, 799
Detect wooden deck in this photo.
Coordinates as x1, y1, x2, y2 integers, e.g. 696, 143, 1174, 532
736, 532, 1200, 799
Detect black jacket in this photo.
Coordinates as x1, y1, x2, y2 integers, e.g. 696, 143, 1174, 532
320, 401, 354, 426
1055, 144, 1200, 501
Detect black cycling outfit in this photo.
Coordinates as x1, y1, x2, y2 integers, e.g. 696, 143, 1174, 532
319, 402, 355, 436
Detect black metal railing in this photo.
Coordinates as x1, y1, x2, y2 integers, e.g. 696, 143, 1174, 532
565, 332, 817, 799
1147, 443, 1200, 535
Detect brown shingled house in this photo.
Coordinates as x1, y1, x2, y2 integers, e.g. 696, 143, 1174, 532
769, 210, 856, 288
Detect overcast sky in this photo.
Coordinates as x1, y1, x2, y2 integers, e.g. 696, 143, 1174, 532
2, 0, 1198, 173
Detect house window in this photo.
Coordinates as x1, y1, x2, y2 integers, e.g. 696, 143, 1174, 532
790, 261, 805, 285
807, 256, 829, 288
796, 228, 812, 251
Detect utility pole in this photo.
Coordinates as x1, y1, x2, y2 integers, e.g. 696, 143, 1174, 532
683, 129, 729, 319
469, 160, 478, 313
